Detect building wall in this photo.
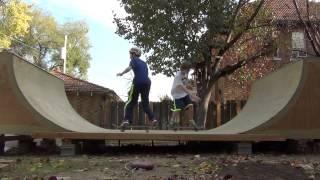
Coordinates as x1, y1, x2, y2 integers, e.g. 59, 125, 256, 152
219, 77, 249, 101
213, 25, 313, 102
66, 92, 112, 128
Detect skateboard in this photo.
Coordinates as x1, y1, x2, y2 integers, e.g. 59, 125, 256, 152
112, 124, 157, 133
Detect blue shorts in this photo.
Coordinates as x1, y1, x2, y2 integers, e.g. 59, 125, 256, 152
172, 95, 192, 112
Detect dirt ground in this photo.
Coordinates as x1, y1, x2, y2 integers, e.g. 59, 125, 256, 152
1, 140, 320, 180
1, 153, 320, 180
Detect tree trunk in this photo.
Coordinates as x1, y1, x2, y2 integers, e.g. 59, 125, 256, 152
197, 89, 212, 129
196, 73, 220, 129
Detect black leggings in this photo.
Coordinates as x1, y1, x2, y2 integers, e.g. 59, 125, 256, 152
124, 83, 155, 123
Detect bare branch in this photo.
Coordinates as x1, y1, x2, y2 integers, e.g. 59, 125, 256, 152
305, 0, 320, 47
218, 46, 273, 78
293, 0, 320, 55
203, 46, 270, 97
212, 0, 266, 75
226, 0, 245, 43
223, 0, 265, 53
306, 0, 310, 18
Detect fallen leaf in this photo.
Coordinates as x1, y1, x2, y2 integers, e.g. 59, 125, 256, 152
172, 164, 180, 168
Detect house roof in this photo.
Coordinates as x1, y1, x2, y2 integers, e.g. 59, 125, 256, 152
52, 70, 122, 101
266, 0, 320, 21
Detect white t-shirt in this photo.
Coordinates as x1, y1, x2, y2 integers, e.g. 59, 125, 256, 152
171, 71, 188, 99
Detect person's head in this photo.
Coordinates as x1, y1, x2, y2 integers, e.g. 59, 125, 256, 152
129, 47, 142, 59
180, 62, 191, 75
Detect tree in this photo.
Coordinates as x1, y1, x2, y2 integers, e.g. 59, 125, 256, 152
12, 7, 91, 79
114, 0, 276, 127
293, 0, 320, 56
0, 0, 31, 48
12, 7, 61, 68
52, 21, 92, 79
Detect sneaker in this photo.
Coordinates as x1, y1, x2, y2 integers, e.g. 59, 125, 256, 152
150, 119, 158, 128
120, 120, 129, 132
189, 120, 198, 131
144, 119, 157, 132
152, 119, 158, 125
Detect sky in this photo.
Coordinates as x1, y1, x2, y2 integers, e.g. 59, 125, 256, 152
26, 0, 173, 101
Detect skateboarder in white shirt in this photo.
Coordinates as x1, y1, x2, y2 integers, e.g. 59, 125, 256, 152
170, 62, 200, 131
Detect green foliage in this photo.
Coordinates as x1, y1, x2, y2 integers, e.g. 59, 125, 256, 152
12, 6, 91, 79
0, 0, 31, 48
53, 21, 91, 79
115, 0, 276, 125
114, 0, 236, 76
13, 7, 61, 68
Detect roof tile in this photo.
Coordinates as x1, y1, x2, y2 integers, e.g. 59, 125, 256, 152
266, 0, 320, 21
52, 70, 121, 101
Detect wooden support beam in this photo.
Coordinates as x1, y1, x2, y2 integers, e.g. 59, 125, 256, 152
32, 132, 285, 142
236, 100, 242, 114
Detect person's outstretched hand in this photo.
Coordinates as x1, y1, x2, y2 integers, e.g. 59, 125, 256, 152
117, 72, 123, 76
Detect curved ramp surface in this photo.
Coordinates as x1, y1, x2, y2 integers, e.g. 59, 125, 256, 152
0, 52, 112, 134
1, 51, 320, 140
205, 59, 320, 138
206, 60, 303, 134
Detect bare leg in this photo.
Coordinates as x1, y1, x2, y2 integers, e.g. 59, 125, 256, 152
170, 111, 180, 130
183, 104, 193, 121
184, 104, 198, 131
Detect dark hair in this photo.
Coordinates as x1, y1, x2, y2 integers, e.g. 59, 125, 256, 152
180, 62, 191, 70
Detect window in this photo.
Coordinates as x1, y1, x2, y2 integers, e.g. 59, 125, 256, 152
291, 32, 307, 60
292, 32, 305, 49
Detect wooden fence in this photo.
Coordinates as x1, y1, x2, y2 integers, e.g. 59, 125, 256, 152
99, 100, 246, 130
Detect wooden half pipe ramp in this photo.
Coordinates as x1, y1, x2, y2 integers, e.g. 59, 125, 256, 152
0, 51, 319, 141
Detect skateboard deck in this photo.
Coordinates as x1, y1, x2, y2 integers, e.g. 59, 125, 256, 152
112, 124, 156, 132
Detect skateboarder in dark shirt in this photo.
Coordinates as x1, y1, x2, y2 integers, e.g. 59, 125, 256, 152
117, 47, 157, 131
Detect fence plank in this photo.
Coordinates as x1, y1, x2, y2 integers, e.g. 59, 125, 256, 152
216, 102, 222, 127
117, 102, 125, 125
236, 100, 241, 114
132, 105, 139, 125
153, 102, 161, 129
102, 100, 245, 129
138, 102, 145, 126
221, 103, 228, 125
241, 100, 247, 108
160, 101, 170, 130
206, 102, 214, 129
230, 100, 237, 119
211, 102, 218, 128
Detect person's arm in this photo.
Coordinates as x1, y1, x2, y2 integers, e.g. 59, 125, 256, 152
177, 84, 201, 102
117, 66, 132, 76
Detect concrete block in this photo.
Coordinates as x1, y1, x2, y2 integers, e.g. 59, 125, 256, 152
236, 142, 252, 155
60, 144, 80, 156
